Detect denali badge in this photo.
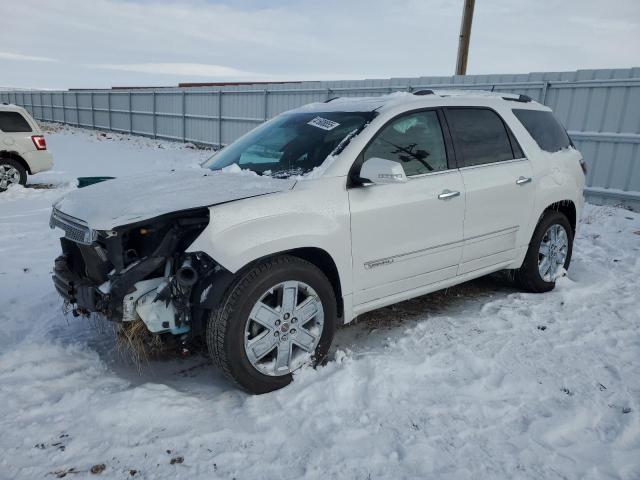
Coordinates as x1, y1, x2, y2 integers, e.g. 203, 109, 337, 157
364, 258, 394, 269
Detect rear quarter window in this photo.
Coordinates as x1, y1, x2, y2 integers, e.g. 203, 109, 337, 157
0, 111, 32, 132
513, 109, 572, 153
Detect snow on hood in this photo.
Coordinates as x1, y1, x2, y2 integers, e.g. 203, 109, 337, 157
53, 168, 296, 230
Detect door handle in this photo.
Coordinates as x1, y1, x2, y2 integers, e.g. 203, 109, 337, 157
516, 176, 532, 185
438, 189, 460, 200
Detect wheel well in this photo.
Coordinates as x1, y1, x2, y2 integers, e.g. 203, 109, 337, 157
0, 151, 31, 174
543, 200, 576, 235
284, 247, 344, 319
196, 248, 345, 329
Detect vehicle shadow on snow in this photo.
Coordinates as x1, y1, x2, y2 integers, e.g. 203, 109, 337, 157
333, 273, 518, 353
24, 182, 58, 190
55, 273, 518, 396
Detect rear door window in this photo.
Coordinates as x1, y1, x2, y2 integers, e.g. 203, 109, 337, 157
513, 109, 572, 152
0, 111, 32, 132
446, 108, 516, 167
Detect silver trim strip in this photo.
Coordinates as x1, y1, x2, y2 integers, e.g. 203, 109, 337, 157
363, 226, 518, 269
463, 225, 519, 245
50, 208, 88, 227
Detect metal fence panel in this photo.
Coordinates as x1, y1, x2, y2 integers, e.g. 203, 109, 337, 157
2, 67, 639, 208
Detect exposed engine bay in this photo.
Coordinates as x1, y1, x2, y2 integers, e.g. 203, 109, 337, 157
51, 207, 222, 348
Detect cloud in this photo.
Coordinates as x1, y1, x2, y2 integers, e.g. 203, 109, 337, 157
87, 62, 376, 82
90, 62, 260, 78
0, 0, 638, 89
0, 51, 58, 63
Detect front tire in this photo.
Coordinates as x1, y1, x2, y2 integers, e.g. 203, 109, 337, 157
0, 158, 27, 191
207, 255, 337, 394
515, 210, 573, 293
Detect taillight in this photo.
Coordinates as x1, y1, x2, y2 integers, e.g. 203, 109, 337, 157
579, 158, 587, 175
31, 135, 47, 150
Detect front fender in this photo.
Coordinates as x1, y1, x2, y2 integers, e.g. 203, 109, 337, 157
186, 177, 353, 295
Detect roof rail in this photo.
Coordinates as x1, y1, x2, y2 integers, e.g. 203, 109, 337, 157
502, 94, 532, 103
413, 89, 532, 102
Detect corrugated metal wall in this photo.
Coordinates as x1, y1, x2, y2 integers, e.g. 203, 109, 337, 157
2, 67, 639, 208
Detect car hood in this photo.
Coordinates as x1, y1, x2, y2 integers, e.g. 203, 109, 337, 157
53, 168, 296, 230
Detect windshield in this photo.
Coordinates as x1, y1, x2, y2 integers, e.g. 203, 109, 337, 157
203, 111, 375, 177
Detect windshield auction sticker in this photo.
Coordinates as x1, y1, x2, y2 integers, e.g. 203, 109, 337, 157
307, 116, 340, 131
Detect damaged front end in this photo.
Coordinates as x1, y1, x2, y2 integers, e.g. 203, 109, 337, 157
50, 207, 215, 345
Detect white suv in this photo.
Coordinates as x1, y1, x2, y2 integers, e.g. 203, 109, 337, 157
0, 103, 53, 190
50, 91, 585, 393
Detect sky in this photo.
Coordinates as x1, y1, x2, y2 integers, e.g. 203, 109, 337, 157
0, 0, 639, 90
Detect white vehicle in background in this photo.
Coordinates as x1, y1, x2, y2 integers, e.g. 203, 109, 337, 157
0, 103, 53, 190
49, 90, 585, 394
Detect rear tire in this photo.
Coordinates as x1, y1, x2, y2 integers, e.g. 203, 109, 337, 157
0, 158, 27, 191
207, 255, 337, 394
514, 210, 573, 293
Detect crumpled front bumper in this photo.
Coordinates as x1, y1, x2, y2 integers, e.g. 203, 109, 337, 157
52, 255, 108, 315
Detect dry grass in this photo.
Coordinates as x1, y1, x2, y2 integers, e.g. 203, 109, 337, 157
115, 320, 163, 370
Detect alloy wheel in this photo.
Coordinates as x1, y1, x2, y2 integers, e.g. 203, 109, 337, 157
538, 223, 569, 282
0, 164, 21, 189
244, 280, 324, 376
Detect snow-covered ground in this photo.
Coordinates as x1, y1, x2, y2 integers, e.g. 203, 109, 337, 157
1, 124, 639, 480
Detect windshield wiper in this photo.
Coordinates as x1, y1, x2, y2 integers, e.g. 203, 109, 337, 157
267, 167, 306, 179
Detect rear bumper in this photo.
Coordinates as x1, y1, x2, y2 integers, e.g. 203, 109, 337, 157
23, 150, 53, 174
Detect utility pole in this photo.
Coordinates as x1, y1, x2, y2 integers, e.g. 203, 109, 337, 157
455, 0, 475, 75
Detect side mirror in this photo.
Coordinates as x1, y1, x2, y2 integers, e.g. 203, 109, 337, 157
359, 157, 408, 185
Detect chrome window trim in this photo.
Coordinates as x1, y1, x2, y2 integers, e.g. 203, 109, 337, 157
407, 158, 530, 178
407, 168, 458, 180
457, 157, 528, 171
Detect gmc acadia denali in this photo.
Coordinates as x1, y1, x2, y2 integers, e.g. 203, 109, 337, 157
50, 91, 585, 393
